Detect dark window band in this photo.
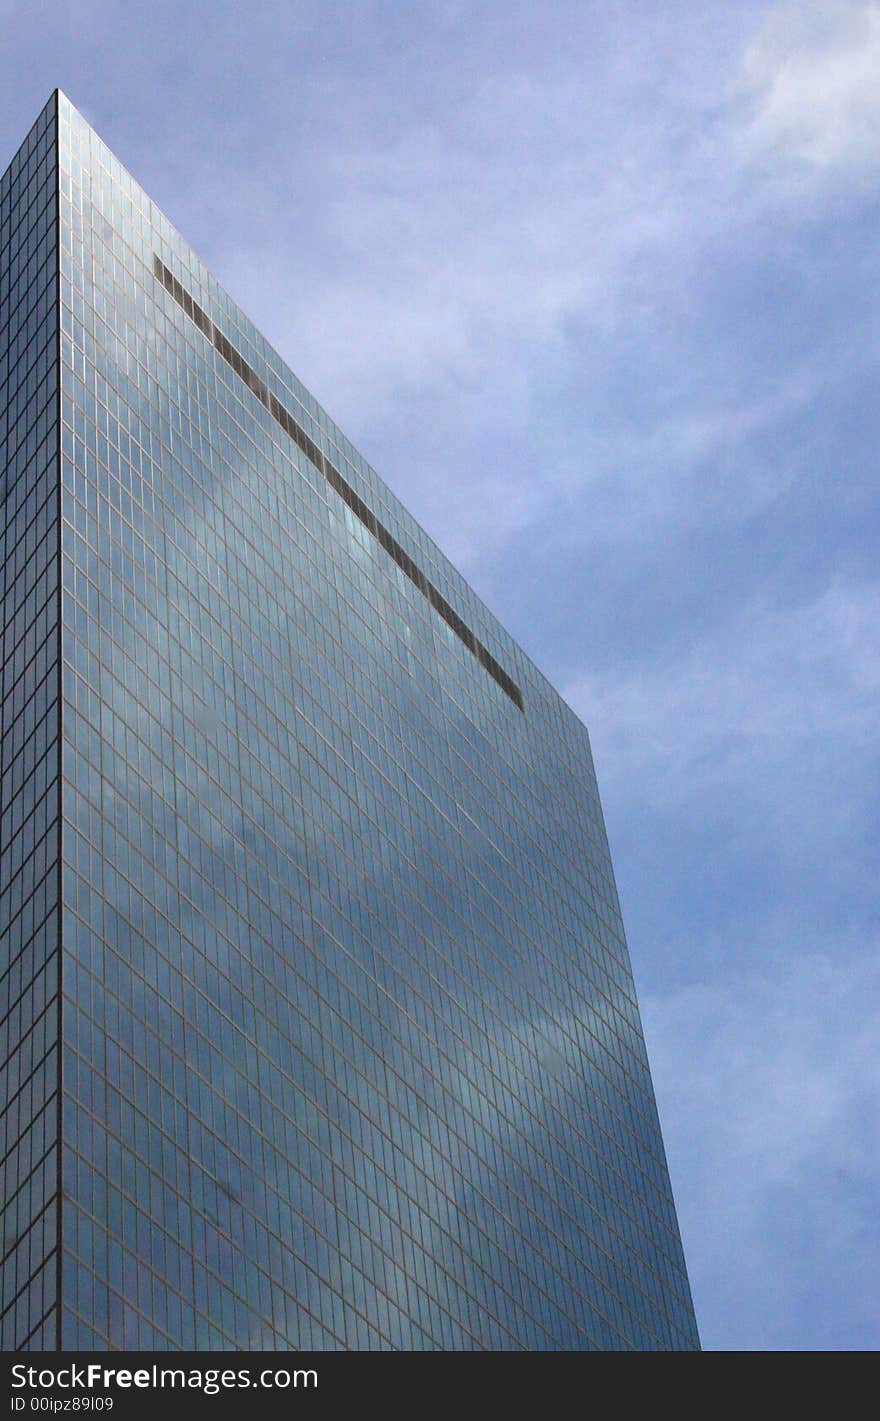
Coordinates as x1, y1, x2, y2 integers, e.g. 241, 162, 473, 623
154, 256, 524, 712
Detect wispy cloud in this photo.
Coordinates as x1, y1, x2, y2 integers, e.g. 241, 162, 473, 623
566, 578, 880, 809
644, 946, 880, 1348
742, 1, 880, 170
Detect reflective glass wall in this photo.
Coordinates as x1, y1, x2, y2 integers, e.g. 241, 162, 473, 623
7, 91, 701, 1351
0, 95, 60, 1352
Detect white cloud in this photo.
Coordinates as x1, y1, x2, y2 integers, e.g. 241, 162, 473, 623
261, 112, 683, 417
742, 1, 880, 169
643, 946, 880, 1347
548, 369, 820, 557
212, 11, 750, 433
566, 578, 880, 809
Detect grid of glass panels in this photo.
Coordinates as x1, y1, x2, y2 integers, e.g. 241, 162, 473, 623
0, 95, 60, 1353
54, 90, 698, 1350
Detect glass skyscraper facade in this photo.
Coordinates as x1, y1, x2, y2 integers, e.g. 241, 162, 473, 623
1, 93, 699, 1352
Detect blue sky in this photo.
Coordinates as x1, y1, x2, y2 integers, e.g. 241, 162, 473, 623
3, 0, 878, 1350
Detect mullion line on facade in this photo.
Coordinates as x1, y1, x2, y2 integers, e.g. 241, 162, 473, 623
0, 1029, 55, 1116
63, 644, 678, 1269
62, 1086, 500, 1353
61, 881, 614, 1347
10, 1298, 55, 1351
0, 1146, 55, 1241
0, 1243, 58, 1334
60, 320, 534, 839
75, 248, 526, 727
63, 851, 678, 1349
0, 1097, 56, 1195
58, 593, 648, 1159
62, 643, 677, 1272
62, 1014, 574, 1353
0, 1190, 56, 1273
0, 962, 57, 1062
59, 499, 648, 1117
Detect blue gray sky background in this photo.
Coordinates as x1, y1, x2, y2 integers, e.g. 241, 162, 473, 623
3, 0, 878, 1350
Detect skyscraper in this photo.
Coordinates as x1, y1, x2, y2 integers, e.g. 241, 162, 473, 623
1, 91, 699, 1352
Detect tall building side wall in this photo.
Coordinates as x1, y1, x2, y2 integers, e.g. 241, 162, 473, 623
55, 93, 698, 1351
0, 95, 61, 1352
